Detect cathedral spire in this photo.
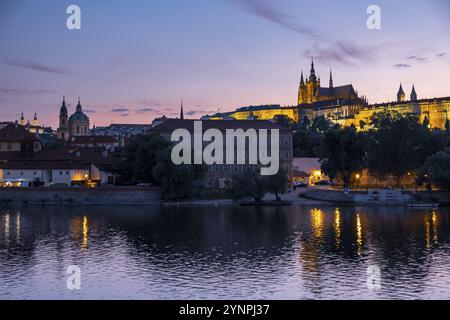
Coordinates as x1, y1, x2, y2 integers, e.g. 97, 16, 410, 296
300, 71, 304, 85
397, 84, 406, 102
180, 99, 184, 120
329, 69, 333, 89
76, 97, 82, 112
310, 57, 316, 80
410, 84, 417, 101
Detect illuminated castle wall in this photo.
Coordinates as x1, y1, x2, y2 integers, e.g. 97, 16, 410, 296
205, 62, 450, 130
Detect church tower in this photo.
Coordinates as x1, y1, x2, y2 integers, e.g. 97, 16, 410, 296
410, 85, 417, 101
397, 84, 406, 102
180, 99, 184, 120
329, 70, 333, 89
298, 72, 306, 105
19, 112, 25, 126
32, 112, 38, 126
57, 96, 69, 141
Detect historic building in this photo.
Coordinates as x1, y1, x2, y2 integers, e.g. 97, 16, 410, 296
340, 85, 450, 130
205, 60, 366, 123
204, 60, 449, 130
298, 59, 358, 105
17, 112, 45, 134
150, 119, 293, 188
57, 97, 90, 141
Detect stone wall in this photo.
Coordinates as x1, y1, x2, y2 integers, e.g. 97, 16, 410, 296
0, 187, 161, 206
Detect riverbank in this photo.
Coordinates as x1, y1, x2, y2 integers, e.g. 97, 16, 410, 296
299, 189, 450, 206
1, 187, 448, 207
0, 187, 160, 206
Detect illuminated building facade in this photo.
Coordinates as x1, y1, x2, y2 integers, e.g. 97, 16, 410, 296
205, 61, 450, 130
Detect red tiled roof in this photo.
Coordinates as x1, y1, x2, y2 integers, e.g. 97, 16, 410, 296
0, 124, 40, 142
0, 160, 90, 170
70, 135, 118, 144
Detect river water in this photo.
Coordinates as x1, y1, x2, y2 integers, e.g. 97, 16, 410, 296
0, 205, 449, 299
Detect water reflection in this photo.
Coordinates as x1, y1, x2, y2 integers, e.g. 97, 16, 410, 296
334, 208, 341, 249
0, 205, 449, 299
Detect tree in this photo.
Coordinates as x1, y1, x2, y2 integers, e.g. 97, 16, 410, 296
226, 170, 267, 202
123, 134, 170, 184
359, 120, 366, 131
366, 111, 446, 184
422, 116, 430, 130
299, 116, 311, 130
264, 167, 289, 201
273, 115, 296, 130
318, 125, 365, 187
293, 129, 322, 157
311, 116, 332, 133
418, 148, 450, 191
152, 147, 206, 200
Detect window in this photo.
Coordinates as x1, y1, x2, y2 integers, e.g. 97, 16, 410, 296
59, 171, 63, 175
7, 143, 12, 150
76, 126, 80, 134
7, 172, 10, 175
33, 172, 37, 175
0, 143, 2, 150
66, 171, 69, 175
20, 172, 23, 175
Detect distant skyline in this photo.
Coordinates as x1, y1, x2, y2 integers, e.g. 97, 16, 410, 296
1, 0, 450, 128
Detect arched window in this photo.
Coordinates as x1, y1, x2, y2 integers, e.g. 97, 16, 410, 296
76, 126, 80, 134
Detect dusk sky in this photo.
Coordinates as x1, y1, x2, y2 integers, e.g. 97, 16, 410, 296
1, 0, 449, 128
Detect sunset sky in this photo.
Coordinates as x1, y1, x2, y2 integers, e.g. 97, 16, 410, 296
1, 0, 449, 128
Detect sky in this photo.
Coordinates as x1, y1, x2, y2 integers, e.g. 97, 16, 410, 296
0, 0, 449, 128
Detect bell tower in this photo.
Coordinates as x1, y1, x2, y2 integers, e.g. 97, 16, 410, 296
57, 96, 69, 141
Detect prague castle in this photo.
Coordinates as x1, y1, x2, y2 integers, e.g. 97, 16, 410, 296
205, 60, 450, 130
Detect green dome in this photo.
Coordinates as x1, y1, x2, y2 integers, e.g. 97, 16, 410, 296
69, 110, 89, 122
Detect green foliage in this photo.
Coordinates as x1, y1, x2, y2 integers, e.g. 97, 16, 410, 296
226, 168, 289, 202
152, 148, 206, 201
123, 134, 170, 184
318, 125, 365, 187
293, 129, 321, 157
273, 115, 297, 130
366, 111, 446, 182
311, 116, 333, 133
264, 167, 289, 201
418, 148, 450, 191
226, 170, 267, 202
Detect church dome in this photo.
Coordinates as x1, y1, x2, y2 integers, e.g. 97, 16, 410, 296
69, 110, 89, 122
68, 98, 89, 122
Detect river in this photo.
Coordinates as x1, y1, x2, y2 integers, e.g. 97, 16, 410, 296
0, 205, 449, 299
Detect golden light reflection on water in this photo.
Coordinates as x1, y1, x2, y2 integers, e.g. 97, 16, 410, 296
4, 213, 10, 244
82, 215, 89, 251
16, 212, 20, 241
70, 215, 89, 251
425, 217, 431, 249
334, 208, 341, 249
311, 209, 324, 239
432, 210, 438, 243
356, 213, 362, 255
